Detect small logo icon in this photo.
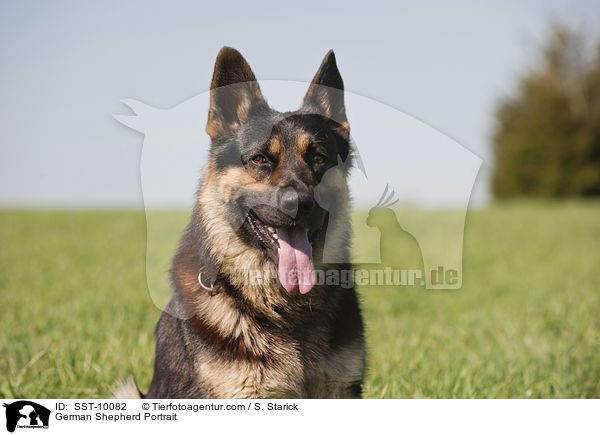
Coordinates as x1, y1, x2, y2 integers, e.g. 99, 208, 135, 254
2, 401, 50, 433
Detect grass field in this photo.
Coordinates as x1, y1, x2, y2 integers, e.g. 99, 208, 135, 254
1, 202, 599, 398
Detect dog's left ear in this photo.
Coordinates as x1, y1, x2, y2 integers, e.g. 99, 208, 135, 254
300, 50, 349, 133
207, 47, 267, 139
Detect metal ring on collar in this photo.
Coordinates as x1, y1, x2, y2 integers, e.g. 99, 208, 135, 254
198, 272, 216, 295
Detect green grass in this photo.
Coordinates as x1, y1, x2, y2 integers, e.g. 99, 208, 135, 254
1, 202, 599, 398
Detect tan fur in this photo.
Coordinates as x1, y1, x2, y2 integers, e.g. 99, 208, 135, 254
199, 159, 337, 317
112, 376, 141, 399
206, 81, 264, 139
125, 48, 364, 399
199, 168, 314, 318
185, 158, 362, 398
269, 135, 283, 158
295, 132, 312, 155
192, 320, 304, 398
192, 331, 364, 398
205, 118, 224, 140
219, 167, 268, 201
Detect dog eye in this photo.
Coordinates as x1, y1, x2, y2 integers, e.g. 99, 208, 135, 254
312, 153, 326, 165
251, 154, 269, 165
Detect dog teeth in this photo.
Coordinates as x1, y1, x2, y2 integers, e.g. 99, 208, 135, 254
272, 233, 279, 240
268, 226, 275, 233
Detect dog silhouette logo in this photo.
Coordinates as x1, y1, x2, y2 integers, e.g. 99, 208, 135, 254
3, 401, 50, 432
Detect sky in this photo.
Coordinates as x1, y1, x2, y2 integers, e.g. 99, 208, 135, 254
1, 0, 599, 209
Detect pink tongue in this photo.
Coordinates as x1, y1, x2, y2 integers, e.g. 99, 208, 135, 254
276, 227, 316, 294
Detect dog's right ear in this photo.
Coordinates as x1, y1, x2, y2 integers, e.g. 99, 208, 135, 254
206, 47, 266, 140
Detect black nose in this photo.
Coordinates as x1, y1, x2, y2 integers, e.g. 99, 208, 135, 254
280, 189, 298, 215
280, 188, 315, 216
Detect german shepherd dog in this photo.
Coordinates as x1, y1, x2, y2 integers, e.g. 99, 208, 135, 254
117, 47, 365, 398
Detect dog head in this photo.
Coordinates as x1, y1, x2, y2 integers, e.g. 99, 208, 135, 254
201, 47, 351, 295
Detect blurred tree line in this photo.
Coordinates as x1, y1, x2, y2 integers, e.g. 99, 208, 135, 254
492, 25, 600, 198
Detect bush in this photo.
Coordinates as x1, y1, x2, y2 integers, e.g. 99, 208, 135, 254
492, 25, 600, 198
